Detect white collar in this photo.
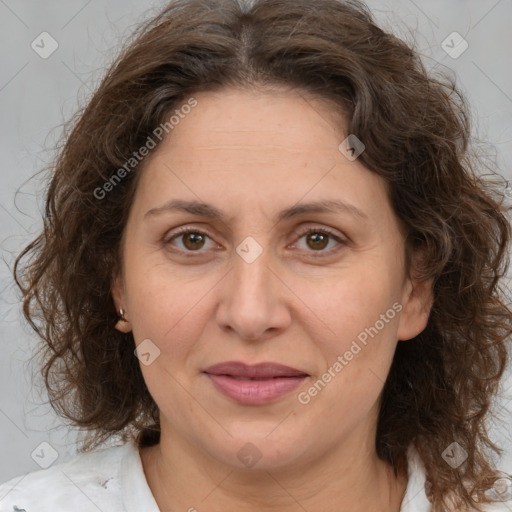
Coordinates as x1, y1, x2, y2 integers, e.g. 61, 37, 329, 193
121, 440, 160, 512
400, 444, 432, 511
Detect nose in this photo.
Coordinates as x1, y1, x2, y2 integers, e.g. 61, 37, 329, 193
215, 242, 292, 341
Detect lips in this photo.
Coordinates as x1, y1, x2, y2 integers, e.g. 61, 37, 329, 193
203, 361, 309, 405
204, 361, 308, 379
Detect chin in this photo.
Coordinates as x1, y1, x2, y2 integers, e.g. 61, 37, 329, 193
204, 426, 309, 471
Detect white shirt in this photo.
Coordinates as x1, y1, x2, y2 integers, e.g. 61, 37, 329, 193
1, 441, 511, 511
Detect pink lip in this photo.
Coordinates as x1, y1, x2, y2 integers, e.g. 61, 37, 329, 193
204, 361, 309, 405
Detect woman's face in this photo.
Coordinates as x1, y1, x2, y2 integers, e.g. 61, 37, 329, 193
113, 86, 432, 470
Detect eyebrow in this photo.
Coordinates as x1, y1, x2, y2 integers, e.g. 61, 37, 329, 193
144, 198, 369, 223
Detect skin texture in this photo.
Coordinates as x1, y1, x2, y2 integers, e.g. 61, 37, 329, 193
112, 86, 433, 511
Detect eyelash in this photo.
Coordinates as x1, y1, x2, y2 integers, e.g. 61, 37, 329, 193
163, 226, 347, 258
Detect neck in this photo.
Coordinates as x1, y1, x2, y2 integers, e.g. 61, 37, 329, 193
139, 427, 408, 512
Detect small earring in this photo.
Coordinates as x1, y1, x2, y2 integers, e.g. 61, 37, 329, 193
119, 308, 128, 322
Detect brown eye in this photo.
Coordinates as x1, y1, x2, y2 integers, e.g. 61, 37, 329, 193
181, 232, 206, 250
164, 226, 345, 257
164, 228, 216, 252
305, 232, 330, 251
293, 227, 346, 255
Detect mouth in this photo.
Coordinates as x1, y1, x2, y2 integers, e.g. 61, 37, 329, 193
203, 361, 309, 405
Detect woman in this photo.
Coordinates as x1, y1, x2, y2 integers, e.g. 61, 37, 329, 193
1, 0, 512, 510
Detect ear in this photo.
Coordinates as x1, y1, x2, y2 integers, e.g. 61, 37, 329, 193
396, 249, 434, 341
111, 269, 132, 334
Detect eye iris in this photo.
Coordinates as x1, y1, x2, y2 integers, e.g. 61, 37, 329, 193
307, 232, 329, 250
183, 232, 205, 250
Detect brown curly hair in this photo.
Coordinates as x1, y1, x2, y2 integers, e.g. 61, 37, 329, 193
13, 0, 512, 509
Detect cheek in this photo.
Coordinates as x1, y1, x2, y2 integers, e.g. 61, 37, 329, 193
298, 263, 401, 354
301, 297, 399, 429
314, 275, 401, 407
125, 261, 217, 353
295, 266, 401, 413
127, 270, 212, 410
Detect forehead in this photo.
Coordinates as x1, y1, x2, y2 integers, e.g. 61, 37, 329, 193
130, 87, 393, 229
165, 86, 348, 153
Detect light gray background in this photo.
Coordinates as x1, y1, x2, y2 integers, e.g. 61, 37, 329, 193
1, 0, 511, 485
